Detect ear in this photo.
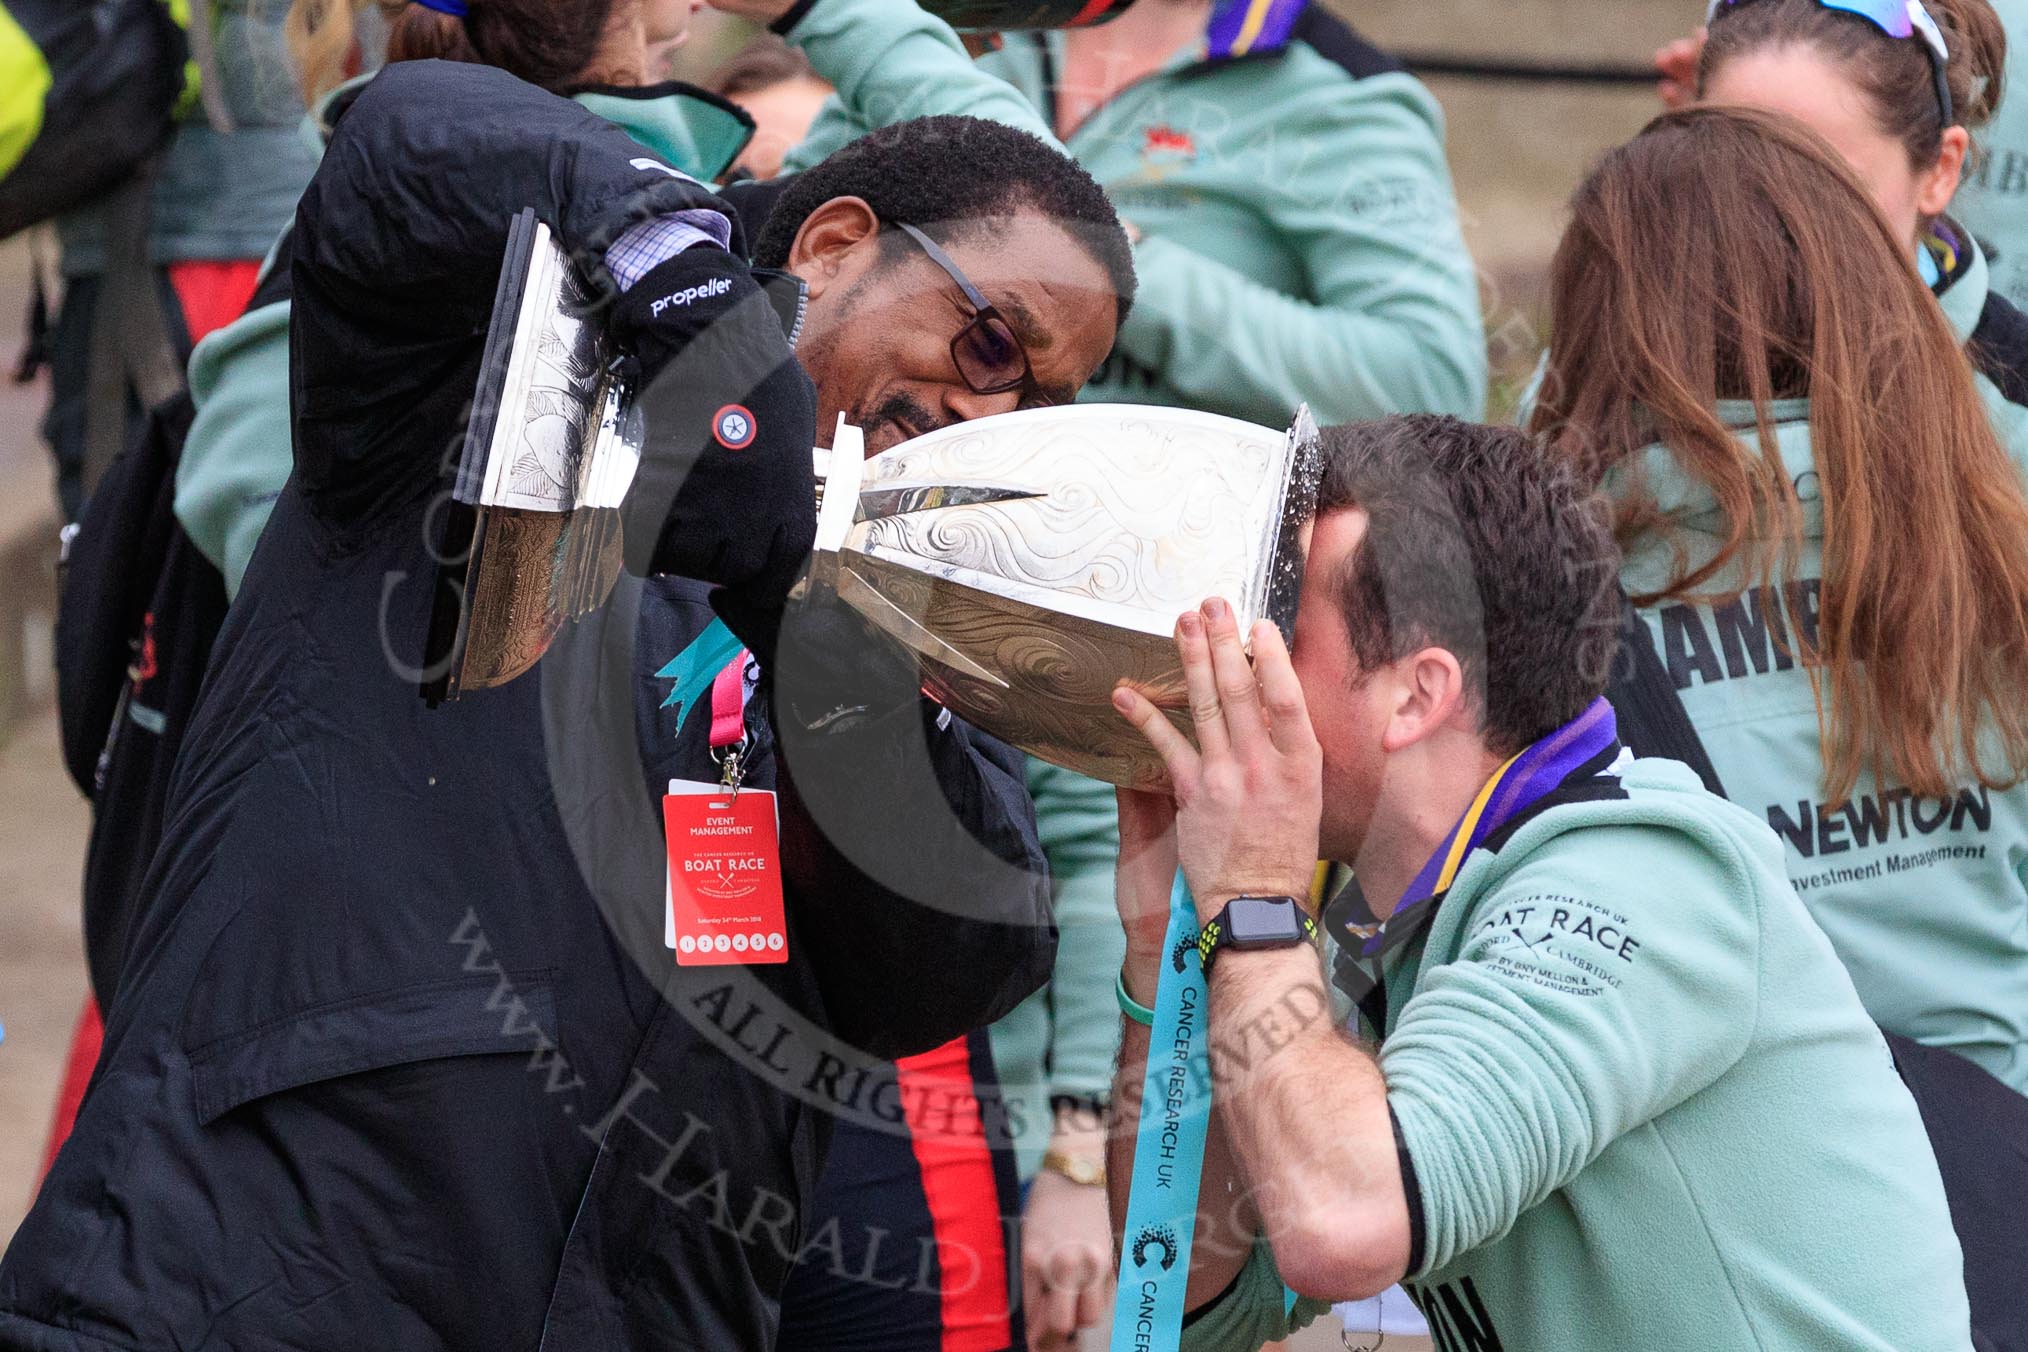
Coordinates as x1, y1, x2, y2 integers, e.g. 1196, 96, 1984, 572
1377, 647, 1470, 755
1918, 126, 1971, 219
788, 196, 882, 302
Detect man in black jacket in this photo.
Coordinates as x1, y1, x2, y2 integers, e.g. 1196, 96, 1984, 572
0, 64, 1134, 1352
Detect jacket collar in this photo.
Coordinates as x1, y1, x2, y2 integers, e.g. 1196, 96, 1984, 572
1325, 707, 1629, 1033
1034, 0, 1312, 89
1617, 221, 1985, 546
1927, 217, 1991, 346
1624, 401, 1821, 543
569, 81, 755, 185
1203, 0, 1310, 61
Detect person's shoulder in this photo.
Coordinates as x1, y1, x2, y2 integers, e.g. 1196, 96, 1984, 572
973, 31, 1045, 86
1242, 15, 1445, 140
1468, 758, 1788, 928
1287, 7, 1405, 83
337, 59, 587, 140
1437, 791, 1773, 1011
187, 295, 291, 401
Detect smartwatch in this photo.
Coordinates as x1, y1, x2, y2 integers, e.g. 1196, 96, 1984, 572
1197, 896, 1319, 976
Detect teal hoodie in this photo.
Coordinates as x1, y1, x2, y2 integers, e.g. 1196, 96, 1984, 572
1617, 400, 2028, 1095
779, 0, 1488, 427
1954, 0, 2028, 310
1184, 759, 1971, 1352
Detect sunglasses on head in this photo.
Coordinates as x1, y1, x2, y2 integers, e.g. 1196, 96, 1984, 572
890, 220, 1052, 406
1705, 0, 1955, 125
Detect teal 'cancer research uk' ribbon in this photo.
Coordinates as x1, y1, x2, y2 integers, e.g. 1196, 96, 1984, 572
655, 618, 744, 722
1111, 873, 1213, 1352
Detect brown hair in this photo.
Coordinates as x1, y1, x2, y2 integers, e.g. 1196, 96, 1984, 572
286, 0, 633, 108
1316, 417, 1622, 758
1531, 104, 2028, 805
711, 34, 819, 101
1701, 0, 2008, 164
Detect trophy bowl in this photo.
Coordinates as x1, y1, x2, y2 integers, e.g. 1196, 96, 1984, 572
811, 404, 1321, 788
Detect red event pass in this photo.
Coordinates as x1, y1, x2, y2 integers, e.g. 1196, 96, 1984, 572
664, 779, 788, 966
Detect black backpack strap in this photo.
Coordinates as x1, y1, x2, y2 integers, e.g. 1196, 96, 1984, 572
1968, 288, 2028, 411
1604, 590, 1728, 799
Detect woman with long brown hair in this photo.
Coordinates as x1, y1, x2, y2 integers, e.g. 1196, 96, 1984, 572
1532, 104, 2028, 1098
1661, 0, 2028, 413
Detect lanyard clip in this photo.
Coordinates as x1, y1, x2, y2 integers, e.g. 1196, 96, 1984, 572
714, 736, 748, 799
707, 648, 754, 800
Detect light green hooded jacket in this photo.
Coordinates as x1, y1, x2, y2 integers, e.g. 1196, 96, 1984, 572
1587, 232, 2028, 1096
1616, 395, 2028, 1095
1185, 760, 1971, 1352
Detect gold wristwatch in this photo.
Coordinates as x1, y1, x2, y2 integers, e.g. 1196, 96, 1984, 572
1040, 1149, 1107, 1188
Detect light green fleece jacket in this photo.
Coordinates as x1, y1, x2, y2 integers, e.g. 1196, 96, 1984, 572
1616, 402, 2028, 1095
1954, 0, 2028, 310
1185, 758, 1971, 1352
779, 0, 1488, 427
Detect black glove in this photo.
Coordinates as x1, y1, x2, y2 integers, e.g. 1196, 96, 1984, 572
612, 246, 817, 661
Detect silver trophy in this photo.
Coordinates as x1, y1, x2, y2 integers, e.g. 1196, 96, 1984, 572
809, 404, 1322, 788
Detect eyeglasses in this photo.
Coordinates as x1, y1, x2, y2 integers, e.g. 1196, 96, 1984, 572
1706, 0, 1955, 125
891, 220, 1049, 405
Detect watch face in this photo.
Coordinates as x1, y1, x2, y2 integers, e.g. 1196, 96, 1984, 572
1225, 897, 1306, 949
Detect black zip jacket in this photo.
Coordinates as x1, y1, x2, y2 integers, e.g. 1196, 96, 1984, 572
0, 62, 1053, 1352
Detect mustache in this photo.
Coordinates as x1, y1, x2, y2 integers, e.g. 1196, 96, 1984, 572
857, 392, 949, 444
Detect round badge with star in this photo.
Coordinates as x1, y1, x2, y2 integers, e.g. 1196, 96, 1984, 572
713, 404, 757, 450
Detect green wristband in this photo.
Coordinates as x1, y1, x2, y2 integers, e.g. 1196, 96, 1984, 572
1116, 969, 1156, 1026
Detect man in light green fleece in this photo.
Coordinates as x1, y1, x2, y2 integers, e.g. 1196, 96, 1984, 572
1106, 415, 1973, 1352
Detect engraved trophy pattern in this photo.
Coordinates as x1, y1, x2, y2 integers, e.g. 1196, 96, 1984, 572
432, 212, 638, 702
812, 405, 1321, 787
497, 268, 604, 510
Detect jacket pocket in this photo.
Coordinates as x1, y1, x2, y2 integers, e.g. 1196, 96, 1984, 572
186, 970, 558, 1126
